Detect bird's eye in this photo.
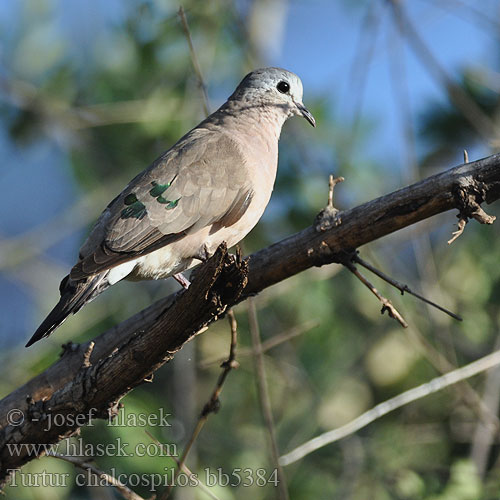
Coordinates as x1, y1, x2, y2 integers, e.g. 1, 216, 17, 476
277, 81, 290, 94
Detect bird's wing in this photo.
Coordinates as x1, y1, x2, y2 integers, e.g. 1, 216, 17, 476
70, 130, 253, 280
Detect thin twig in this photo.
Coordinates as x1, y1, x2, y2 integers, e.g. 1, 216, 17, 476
343, 260, 408, 328
145, 430, 222, 500
50, 454, 145, 500
315, 174, 344, 232
447, 218, 467, 245
328, 175, 344, 209
178, 6, 211, 117
279, 348, 500, 466
199, 319, 319, 370
162, 310, 239, 499
248, 299, 290, 500
352, 254, 462, 321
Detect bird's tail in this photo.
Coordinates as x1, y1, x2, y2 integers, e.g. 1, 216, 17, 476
25, 273, 110, 347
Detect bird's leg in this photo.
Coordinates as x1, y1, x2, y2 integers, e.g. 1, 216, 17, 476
173, 273, 191, 289
173, 245, 211, 289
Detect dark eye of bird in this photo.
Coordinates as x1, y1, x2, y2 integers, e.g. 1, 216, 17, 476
277, 81, 290, 94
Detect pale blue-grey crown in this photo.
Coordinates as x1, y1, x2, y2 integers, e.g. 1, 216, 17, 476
229, 67, 304, 106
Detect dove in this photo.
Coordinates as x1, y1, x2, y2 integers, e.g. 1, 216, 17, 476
26, 67, 315, 347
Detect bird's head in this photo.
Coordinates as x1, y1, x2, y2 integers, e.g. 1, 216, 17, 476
229, 67, 316, 127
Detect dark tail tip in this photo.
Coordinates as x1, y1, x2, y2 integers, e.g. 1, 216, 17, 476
25, 337, 39, 348
26, 273, 107, 347
25, 291, 75, 347
26, 317, 68, 347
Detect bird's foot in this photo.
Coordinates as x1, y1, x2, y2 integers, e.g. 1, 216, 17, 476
173, 273, 191, 289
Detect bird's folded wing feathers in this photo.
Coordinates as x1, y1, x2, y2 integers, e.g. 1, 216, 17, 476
70, 132, 253, 281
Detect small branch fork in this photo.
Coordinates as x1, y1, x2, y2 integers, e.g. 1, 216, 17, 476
162, 309, 239, 500
343, 259, 409, 328
319, 174, 462, 327
352, 254, 462, 322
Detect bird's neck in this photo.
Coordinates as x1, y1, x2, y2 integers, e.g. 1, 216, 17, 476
214, 100, 288, 148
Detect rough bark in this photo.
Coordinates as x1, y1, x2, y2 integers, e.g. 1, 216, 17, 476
1, 152, 500, 485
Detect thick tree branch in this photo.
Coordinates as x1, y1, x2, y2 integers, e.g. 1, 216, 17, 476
1, 152, 500, 484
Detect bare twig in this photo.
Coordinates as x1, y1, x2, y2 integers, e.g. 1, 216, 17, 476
352, 254, 462, 321
343, 260, 408, 328
280, 348, 500, 466
315, 174, 344, 232
328, 175, 344, 209
162, 310, 239, 499
81, 342, 95, 368
50, 454, 145, 500
178, 6, 211, 117
248, 299, 289, 500
199, 319, 319, 370
447, 218, 467, 245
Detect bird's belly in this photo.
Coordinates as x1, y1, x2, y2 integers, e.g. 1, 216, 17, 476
125, 245, 194, 281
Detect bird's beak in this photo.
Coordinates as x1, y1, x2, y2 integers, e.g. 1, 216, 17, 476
295, 101, 316, 127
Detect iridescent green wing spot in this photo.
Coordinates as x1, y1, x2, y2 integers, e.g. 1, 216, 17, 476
149, 181, 180, 210
149, 181, 169, 198
121, 193, 147, 220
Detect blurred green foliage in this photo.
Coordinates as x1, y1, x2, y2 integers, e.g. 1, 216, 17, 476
2, 1, 500, 499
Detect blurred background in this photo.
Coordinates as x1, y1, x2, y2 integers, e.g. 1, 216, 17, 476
2, 0, 500, 498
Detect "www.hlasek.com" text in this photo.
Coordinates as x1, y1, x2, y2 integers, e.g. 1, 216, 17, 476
7, 437, 177, 459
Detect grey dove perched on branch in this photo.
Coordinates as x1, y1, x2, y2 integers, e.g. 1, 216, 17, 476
26, 67, 315, 347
